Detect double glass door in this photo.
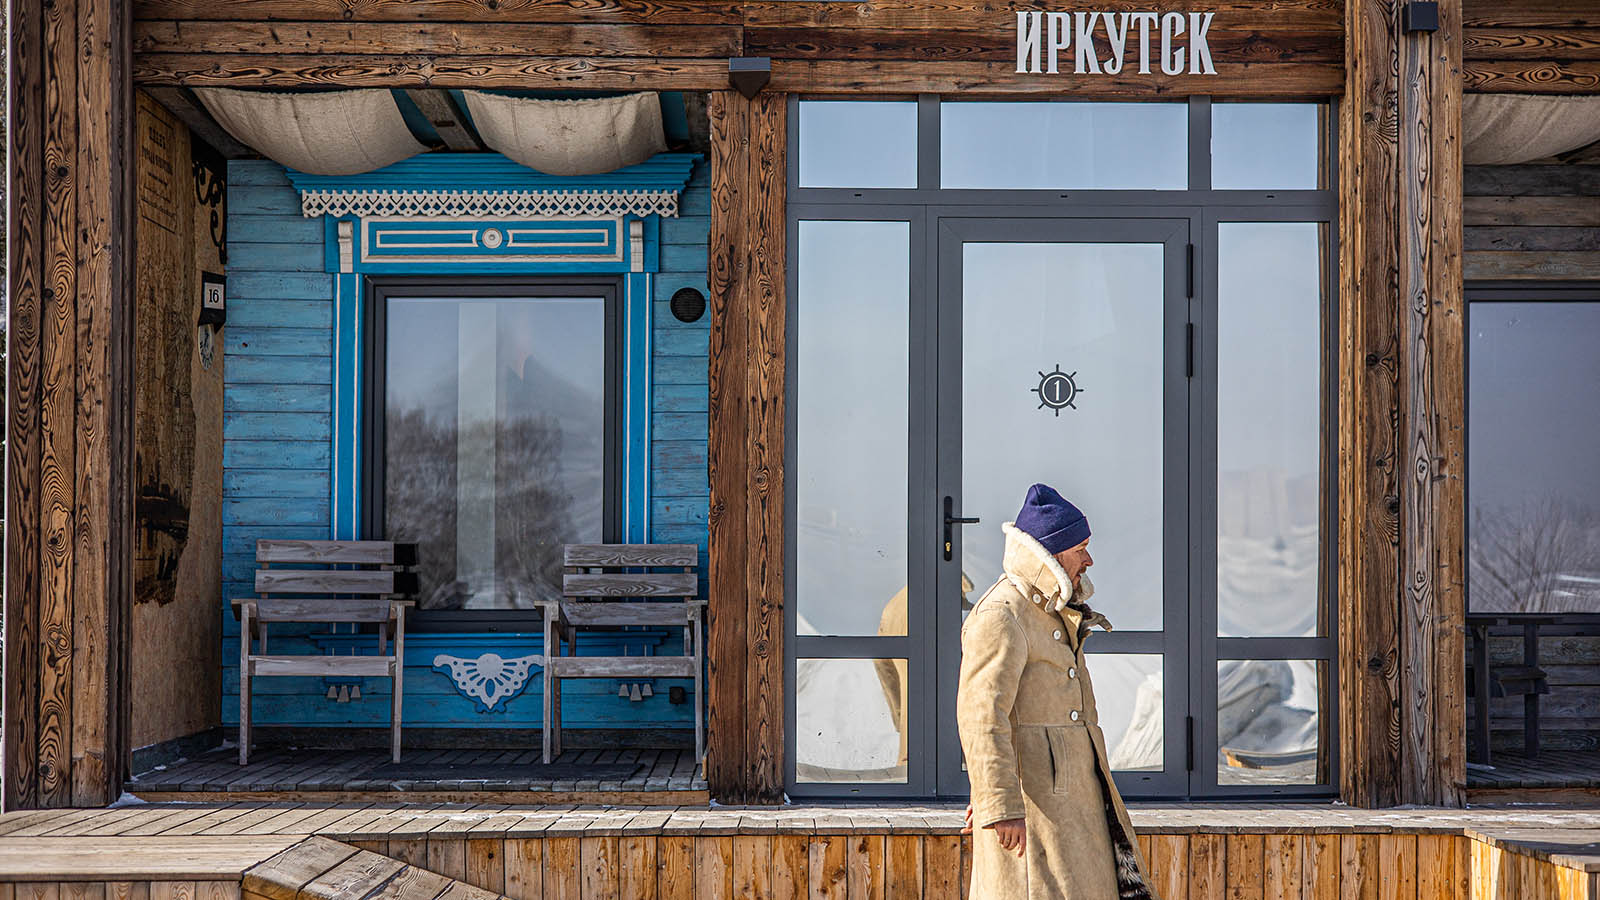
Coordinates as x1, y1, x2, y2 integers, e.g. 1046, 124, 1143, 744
790, 213, 1331, 799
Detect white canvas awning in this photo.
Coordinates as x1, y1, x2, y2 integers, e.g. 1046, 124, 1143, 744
1464, 94, 1600, 165
463, 91, 667, 177
195, 88, 427, 176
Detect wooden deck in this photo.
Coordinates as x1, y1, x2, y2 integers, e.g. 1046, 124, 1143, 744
2, 803, 1598, 898
1469, 749, 1600, 805
126, 748, 707, 805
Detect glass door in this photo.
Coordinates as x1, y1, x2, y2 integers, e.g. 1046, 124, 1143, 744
934, 217, 1192, 797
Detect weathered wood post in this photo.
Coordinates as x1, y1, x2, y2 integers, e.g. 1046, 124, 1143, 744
1339, 0, 1466, 808
706, 89, 787, 804
4, 0, 136, 809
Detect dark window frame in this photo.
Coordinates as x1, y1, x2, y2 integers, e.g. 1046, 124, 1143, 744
362, 275, 626, 633
784, 95, 1341, 801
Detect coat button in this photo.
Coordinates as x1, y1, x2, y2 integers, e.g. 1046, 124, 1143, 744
1068, 666, 1077, 678
1033, 593, 1043, 604
1053, 630, 1062, 640
1070, 710, 1081, 722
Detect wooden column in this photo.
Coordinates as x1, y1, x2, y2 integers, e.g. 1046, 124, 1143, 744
706, 89, 787, 804
1339, 0, 1465, 808
4, 0, 135, 810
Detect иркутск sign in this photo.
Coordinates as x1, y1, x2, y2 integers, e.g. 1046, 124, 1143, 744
1016, 11, 1218, 75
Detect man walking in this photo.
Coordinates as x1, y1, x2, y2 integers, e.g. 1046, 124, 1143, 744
957, 484, 1157, 900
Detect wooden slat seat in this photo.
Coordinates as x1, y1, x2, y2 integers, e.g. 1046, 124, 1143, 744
540, 543, 704, 764
233, 539, 417, 766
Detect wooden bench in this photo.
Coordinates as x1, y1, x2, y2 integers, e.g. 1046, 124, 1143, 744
537, 543, 705, 764
232, 540, 417, 765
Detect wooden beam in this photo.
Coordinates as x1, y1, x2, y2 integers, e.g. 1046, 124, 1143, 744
402, 89, 484, 152
3, 0, 134, 810
131, 0, 746, 25
706, 90, 786, 805
1464, 60, 1600, 92
142, 86, 251, 158
133, 21, 744, 58
1340, 0, 1465, 809
706, 89, 751, 805
4, 0, 47, 813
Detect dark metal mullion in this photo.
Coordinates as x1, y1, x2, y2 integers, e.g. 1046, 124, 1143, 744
1193, 209, 1221, 796
1216, 638, 1338, 659
791, 636, 917, 658
1189, 96, 1212, 192
787, 187, 1335, 208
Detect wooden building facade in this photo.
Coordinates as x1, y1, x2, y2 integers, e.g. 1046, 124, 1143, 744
5, 0, 1599, 813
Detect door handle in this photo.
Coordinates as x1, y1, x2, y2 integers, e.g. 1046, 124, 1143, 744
943, 496, 980, 561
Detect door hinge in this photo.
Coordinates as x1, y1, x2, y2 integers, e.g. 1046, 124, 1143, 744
1185, 323, 1194, 379
1185, 716, 1195, 771
1185, 243, 1195, 298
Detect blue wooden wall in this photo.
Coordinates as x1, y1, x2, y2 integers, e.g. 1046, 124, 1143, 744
221, 159, 710, 731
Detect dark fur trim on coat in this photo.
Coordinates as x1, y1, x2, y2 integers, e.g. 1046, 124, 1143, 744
1094, 767, 1157, 900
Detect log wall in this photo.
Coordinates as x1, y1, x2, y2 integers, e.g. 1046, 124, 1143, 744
1465, 164, 1600, 280
3, 0, 135, 809
1465, 0, 1600, 93
126, 0, 1344, 96
1339, 0, 1466, 807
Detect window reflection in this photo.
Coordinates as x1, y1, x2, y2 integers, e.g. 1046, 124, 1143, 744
1469, 301, 1600, 613
797, 658, 910, 783
798, 101, 918, 188
1217, 659, 1325, 785
1089, 653, 1164, 771
1212, 103, 1323, 190
1217, 223, 1324, 637
384, 297, 605, 610
941, 102, 1187, 189
795, 221, 910, 636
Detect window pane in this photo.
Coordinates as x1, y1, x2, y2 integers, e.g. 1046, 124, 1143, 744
1469, 301, 1600, 613
798, 101, 918, 188
1212, 103, 1322, 190
1089, 653, 1164, 771
961, 242, 1166, 630
384, 297, 605, 610
1217, 223, 1324, 637
796, 221, 910, 636
941, 102, 1187, 189
1217, 659, 1326, 785
796, 658, 910, 783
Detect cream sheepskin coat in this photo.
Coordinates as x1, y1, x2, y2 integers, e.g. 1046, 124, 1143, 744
956, 523, 1157, 900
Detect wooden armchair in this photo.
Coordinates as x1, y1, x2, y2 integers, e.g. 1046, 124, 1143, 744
232, 539, 417, 765
538, 543, 705, 764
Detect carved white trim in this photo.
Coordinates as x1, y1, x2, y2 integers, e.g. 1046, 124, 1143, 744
432, 652, 542, 711
336, 220, 354, 273
301, 188, 681, 220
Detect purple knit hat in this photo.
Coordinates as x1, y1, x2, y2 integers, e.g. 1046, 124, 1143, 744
1014, 483, 1091, 555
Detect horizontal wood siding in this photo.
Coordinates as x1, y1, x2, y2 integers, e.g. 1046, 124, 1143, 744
652, 160, 711, 584
220, 161, 710, 735
1465, 164, 1600, 279
1478, 633, 1600, 752
128, 0, 1345, 96
1465, 1, 1600, 93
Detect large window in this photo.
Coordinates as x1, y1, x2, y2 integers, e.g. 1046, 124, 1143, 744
1469, 286, 1600, 613
365, 278, 620, 628
787, 96, 1337, 799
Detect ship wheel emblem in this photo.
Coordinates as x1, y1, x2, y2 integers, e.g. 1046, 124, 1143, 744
1032, 365, 1084, 416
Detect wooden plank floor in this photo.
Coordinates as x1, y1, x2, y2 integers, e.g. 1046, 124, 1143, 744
1469, 749, 1600, 789
126, 748, 707, 804
2, 805, 1598, 896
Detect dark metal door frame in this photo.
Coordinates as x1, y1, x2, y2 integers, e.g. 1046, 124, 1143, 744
933, 214, 1194, 798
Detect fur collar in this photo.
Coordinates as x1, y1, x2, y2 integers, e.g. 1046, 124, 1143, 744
1001, 522, 1096, 613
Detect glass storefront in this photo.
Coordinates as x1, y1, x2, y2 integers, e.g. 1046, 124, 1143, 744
788, 97, 1337, 799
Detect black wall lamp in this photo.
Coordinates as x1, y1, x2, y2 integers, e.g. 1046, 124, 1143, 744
729, 57, 772, 99
1402, 1, 1439, 33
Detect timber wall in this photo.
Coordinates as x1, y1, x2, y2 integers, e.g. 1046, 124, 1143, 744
218, 159, 711, 736
1465, 165, 1600, 281
130, 92, 226, 751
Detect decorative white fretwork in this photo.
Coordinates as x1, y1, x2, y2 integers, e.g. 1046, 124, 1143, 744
300, 188, 681, 220
432, 652, 542, 712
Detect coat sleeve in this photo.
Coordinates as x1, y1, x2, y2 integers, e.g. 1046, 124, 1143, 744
956, 606, 1028, 828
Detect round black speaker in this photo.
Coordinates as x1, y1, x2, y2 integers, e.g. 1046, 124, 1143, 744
670, 287, 707, 323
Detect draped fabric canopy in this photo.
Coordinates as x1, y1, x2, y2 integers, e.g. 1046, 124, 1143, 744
463, 91, 667, 177
1464, 94, 1600, 165
196, 88, 427, 176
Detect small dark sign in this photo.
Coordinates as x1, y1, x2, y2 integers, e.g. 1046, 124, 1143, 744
1033, 364, 1084, 416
